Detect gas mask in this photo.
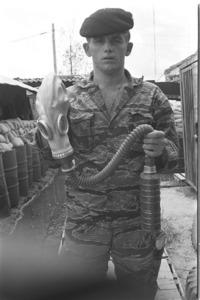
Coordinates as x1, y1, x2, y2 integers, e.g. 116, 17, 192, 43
36, 73, 74, 166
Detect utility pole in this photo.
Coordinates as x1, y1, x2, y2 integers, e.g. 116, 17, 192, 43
153, 6, 157, 81
52, 23, 57, 74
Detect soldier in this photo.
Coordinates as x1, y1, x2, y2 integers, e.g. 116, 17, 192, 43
37, 8, 179, 300
60, 8, 179, 300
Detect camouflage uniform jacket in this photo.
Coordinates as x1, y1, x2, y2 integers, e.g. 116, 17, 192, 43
62, 69, 179, 217
37, 70, 179, 219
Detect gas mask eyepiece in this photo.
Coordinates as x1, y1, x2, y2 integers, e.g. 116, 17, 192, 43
57, 114, 69, 135
37, 119, 53, 140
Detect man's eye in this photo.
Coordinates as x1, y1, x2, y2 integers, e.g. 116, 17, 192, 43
114, 38, 122, 43
94, 39, 103, 43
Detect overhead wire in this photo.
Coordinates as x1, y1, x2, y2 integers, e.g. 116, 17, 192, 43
0, 31, 50, 46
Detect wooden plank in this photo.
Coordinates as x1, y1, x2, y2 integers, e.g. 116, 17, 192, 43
160, 181, 187, 188
174, 173, 186, 181
156, 258, 182, 300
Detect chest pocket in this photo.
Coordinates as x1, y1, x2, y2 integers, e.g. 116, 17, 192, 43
70, 112, 95, 153
128, 110, 153, 133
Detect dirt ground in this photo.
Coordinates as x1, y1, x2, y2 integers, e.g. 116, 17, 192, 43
160, 176, 197, 293
0, 170, 198, 297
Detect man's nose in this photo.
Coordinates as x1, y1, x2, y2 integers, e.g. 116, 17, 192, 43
104, 41, 113, 52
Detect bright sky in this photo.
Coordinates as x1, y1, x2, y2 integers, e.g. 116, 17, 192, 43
0, 0, 199, 81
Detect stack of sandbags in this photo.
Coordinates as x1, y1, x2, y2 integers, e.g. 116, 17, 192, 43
0, 120, 24, 149
19, 120, 37, 144
4, 118, 37, 137
169, 100, 183, 138
0, 124, 14, 153
0, 118, 37, 153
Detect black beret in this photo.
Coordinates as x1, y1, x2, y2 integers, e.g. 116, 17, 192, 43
80, 8, 134, 38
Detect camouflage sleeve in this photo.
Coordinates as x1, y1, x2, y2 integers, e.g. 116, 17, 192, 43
151, 86, 179, 172
35, 129, 62, 169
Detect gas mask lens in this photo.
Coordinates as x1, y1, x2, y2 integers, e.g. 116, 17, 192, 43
37, 119, 53, 140
57, 114, 69, 135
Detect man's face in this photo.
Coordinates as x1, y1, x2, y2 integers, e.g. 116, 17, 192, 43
84, 33, 132, 75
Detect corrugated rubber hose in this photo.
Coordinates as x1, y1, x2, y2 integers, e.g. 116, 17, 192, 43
64, 124, 154, 187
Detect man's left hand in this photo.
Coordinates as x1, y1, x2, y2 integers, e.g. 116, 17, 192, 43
143, 130, 165, 157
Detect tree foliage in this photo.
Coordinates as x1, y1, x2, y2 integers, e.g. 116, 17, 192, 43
58, 27, 92, 76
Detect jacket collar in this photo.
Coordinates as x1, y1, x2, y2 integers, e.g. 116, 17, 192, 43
76, 69, 144, 89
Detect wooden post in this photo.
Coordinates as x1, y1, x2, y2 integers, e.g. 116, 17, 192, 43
52, 23, 57, 74
197, 4, 200, 299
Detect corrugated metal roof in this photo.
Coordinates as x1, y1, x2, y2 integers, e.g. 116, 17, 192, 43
15, 75, 85, 88
164, 52, 197, 75
0, 75, 38, 93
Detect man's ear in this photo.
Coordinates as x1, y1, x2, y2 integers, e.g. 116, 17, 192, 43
83, 43, 91, 57
125, 42, 133, 56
